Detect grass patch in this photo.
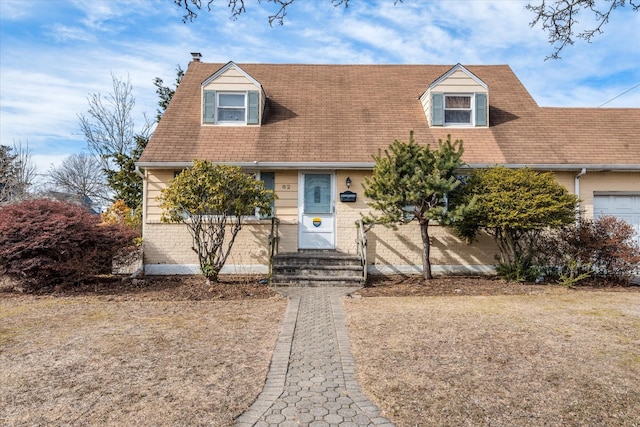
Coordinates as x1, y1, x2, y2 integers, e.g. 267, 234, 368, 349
346, 291, 640, 426
0, 293, 287, 426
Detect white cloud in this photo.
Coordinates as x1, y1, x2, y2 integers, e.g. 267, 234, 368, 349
1, 0, 638, 168
32, 153, 75, 174
47, 23, 95, 42
0, 0, 35, 20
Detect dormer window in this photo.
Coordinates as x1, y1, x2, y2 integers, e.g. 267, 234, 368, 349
444, 94, 472, 125
203, 90, 260, 125
202, 61, 265, 126
430, 92, 487, 127
218, 92, 246, 122
422, 64, 489, 128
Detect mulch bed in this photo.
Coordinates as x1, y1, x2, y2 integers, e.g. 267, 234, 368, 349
358, 275, 640, 297
2, 274, 637, 300
0, 275, 278, 301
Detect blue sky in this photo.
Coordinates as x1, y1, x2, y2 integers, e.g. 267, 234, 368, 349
1, 0, 639, 176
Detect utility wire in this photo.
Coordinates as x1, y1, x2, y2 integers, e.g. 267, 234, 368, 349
598, 82, 640, 107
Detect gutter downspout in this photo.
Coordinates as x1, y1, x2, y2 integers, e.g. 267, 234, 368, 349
575, 168, 587, 220
135, 165, 145, 230
135, 165, 147, 271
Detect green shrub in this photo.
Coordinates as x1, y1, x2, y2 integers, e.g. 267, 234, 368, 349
451, 167, 578, 282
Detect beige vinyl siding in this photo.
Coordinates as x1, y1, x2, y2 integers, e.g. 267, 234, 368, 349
145, 169, 174, 222
273, 170, 298, 221
203, 68, 259, 92
578, 172, 640, 219
146, 169, 299, 223
551, 171, 640, 219
433, 69, 488, 93
144, 165, 278, 266
420, 92, 432, 126
272, 170, 299, 252
553, 171, 575, 193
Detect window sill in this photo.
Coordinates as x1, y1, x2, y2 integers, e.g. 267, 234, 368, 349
431, 124, 488, 128
201, 122, 260, 127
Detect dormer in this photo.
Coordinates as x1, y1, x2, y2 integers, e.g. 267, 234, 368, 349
201, 61, 266, 126
420, 64, 488, 128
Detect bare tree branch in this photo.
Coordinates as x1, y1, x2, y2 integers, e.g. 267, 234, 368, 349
174, 0, 355, 25
13, 140, 37, 196
527, 0, 640, 59
0, 141, 37, 204
47, 153, 111, 203
79, 74, 152, 173
175, 0, 633, 58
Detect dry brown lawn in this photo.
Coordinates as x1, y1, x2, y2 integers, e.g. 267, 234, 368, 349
3, 275, 639, 426
0, 284, 287, 426
346, 286, 640, 427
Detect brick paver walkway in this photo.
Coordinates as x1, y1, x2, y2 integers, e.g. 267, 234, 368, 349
236, 287, 394, 427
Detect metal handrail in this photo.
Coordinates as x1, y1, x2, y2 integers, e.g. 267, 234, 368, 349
356, 219, 368, 284
268, 217, 280, 284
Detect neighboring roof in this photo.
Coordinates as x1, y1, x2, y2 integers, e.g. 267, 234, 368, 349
139, 62, 640, 169
42, 191, 101, 214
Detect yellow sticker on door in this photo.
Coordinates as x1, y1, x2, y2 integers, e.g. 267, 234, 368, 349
312, 218, 322, 227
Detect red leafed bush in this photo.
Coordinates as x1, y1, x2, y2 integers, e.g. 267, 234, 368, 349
586, 216, 640, 282
547, 215, 640, 284
0, 198, 139, 291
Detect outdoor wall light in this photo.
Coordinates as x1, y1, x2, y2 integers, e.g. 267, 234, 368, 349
346, 176, 352, 189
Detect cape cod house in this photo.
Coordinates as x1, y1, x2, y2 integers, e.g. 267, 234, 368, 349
136, 53, 640, 278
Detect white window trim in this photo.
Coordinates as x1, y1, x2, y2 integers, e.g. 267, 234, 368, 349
444, 93, 474, 127
216, 91, 247, 125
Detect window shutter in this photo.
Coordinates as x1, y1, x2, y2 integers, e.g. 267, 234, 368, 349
475, 93, 487, 126
247, 91, 259, 124
432, 93, 444, 126
203, 90, 216, 123
260, 172, 275, 218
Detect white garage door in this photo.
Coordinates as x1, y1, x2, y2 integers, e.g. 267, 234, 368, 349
593, 194, 640, 245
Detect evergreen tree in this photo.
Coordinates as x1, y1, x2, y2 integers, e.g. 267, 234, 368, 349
363, 132, 467, 279
153, 65, 184, 122
105, 134, 148, 209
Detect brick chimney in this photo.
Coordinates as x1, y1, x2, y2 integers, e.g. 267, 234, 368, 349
191, 52, 202, 62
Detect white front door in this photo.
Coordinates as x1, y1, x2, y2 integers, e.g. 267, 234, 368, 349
299, 172, 336, 249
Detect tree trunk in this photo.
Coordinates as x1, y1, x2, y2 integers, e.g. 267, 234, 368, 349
420, 219, 433, 280
203, 268, 219, 283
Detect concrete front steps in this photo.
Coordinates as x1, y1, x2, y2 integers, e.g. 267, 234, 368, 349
271, 250, 365, 287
